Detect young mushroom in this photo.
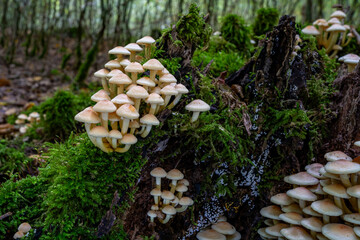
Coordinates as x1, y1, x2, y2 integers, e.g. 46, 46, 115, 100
108, 129, 122, 149
124, 43, 143, 62
139, 114, 159, 138
176, 197, 194, 213
108, 46, 130, 65
74, 107, 101, 146
116, 104, 140, 135
150, 188, 162, 205
115, 133, 137, 153
167, 169, 184, 193
196, 230, 226, 240
143, 59, 164, 84
160, 85, 178, 108
146, 93, 164, 115
91, 89, 111, 102
109, 73, 132, 95
93, 100, 117, 130
136, 36, 156, 59
125, 62, 144, 84
13, 231, 24, 239
94, 69, 110, 93
147, 210, 157, 223
150, 167, 167, 190
126, 86, 149, 112
18, 222, 31, 233
185, 99, 211, 122
89, 126, 111, 153
159, 205, 176, 224
168, 84, 189, 109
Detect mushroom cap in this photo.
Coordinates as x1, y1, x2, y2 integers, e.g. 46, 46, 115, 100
162, 205, 176, 215
355, 141, 360, 147
124, 43, 143, 52
326, 23, 346, 32
105, 60, 121, 69
150, 167, 167, 178
126, 86, 149, 99
137, 76, 156, 87
89, 126, 108, 138
116, 104, 139, 119
302, 205, 322, 217
129, 120, 140, 128
286, 187, 317, 202
166, 169, 184, 181
18, 222, 31, 233
140, 114, 159, 126
324, 151, 352, 161
94, 68, 109, 78
333, 45, 342, 50
339, 54, 360, 62
109, 129, 122, 139
108, 112, 120, 122
265, 223, 289, 237
109, 73, 132, 85
313, 19, 327, 25
302, 25, 320, 35
147, 210, 157, 218
185, 100, 211, 112
179, 197, 193, 206
160, 85, 178, 96
305, 163, 323, 170
93, 100, 117, 113
307, 166, 326, 179
150, 188, 162, 196
178, 179, 190, 186
107, 69, 123, 78
301, 217, 323, 232
279, 212, 303, 225
323, 183, 350, 199
270, 193, 294, 206
151, 86, 162, 94
226, 231, 241, 240
151, 205, 159, 211
308, 183, 326, 195
322, 223, 358, 240
287, 172, 319, 186
143, 59, 164, 71
196, 229, 226, 240
282, 203, 303, 214
159, 73, 177, 83
112, 94, 135, 105
345, 58, 360, 65
176, 184, 188, 193
75, 107, 101, 124
343, 213, 360, 225
146, 93, 164, 104
29, 112, 40, 118
175, 84, 189, 94
13, 231, 24, 239
120, 133, 137, 144
125, 62, 144, 73
120, 59, 131, 67
311, 199, 343, 216
325, 160, 360, 174
108, 46, 130, 55
136, 36, 156, 45
161, 190, 175, 200
257, 228, 276, 239
18, 114, 28, 120
260, 205, 282, 220
91, 89, 110, 102
319, 167, 340, 180
211, 221, 236, 235
347, 185, 360, 198
330, 10, 346, 19
328, 17, 341, 25
280, 226, 313, 240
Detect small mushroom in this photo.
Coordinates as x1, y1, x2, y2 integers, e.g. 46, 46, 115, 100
150, 167, 167, 189
137, 76, 155, 91
211, 221, 236, 235
13, 231, 24, 239
176, 184, 188, 199
160, 85, 178, 108
310, 198, 342, 224
166, 169, 184, 193
139, 114, 159, 138
168, 84, 189, 109
196, 229, 226, 240
93, 100, 117, 130
94, 69, 110, 92
115, 133, 137, 153
91, 89, 110, 102
129, 120, 140, 134
124, 43, 143, 62
185, 100, 211, 122
159, 205, 176, 224
143, 59, 164, 84
109, 73, 132, 95
108, 46, 130, 64
29, 112, 40, 124
89, 126, 111, 153
18, 222, 31, 233
126, 86, 149, 112
150, 188, 162, 205
161, 190, 175, 205
147, 210, 157, 223
136, 36, 156, 59
111, 94, 134, 107
176, 197, 194, 213
108, 130, 122, 149
116, 104, 139, 135
74, 107, 101, 146
124, 62, 144, 84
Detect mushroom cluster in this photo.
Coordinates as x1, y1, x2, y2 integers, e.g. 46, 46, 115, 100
258, 148, 360, 239
302, 10, 354, 59
75, 36, 191, 153
15, 112, 41, 134
147, 167, 194, 224
196, 216, 241, 240
13, 222, 31, 239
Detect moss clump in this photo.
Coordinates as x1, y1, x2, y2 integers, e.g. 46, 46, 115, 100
220, 14, 251, 55
252, 8, 279, 36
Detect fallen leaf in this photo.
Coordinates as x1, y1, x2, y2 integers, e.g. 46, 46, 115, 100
0, 78, 10, 87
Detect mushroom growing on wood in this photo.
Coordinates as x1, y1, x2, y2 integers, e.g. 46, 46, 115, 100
167, 169, 184, 193
91, 89, 110, 102
143, 59, 164, 84
124, 43, 143, 62
126, 86, 149, 112
185, 100, 211, 122
93, 100, 117, 130
89, 126, 111, 153
159, 205, 176, 224
150, 167, 167, 190
115, 133, 137, 153
176, 197, 194, 212
109, 73, 132, 95
168, 84, 189, 109
146, 93, 164, 115
108, 46, 130, 64
136, 36, 155, 59
125, 62, 144, 84
139, 114, 159, 138
116, 104, 139, 135
108, 130, 122, 149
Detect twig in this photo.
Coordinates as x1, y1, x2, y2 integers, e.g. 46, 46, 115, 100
0, 212, 12, 220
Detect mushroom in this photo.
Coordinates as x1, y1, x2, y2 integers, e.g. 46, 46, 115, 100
150, 167, 167, 189
91, 89, 110, 102
119, 59, 131, 70
143, 59, 164, 84
260, 205, 283, 225
108, 46, 130, 65
322, 223, 358, 240
287, 172, 319, 187
279, 212, 303, 226
111, 94, 134, 107
108, 130, 122, 149
161, 190, 175, 205
325, 160, 360, 187
160, 205, 176, 224
326, 24, 346, 53
136, 76, 155, 91
300, 217, 323, 238
109, 73, 132, 95
167, 169, 184, 193
286, 187, 317, 209
94, 69, 110, 93
159, 73, 177, 87
176, 197, 194, 213
270, 193, 294, 208
74, 107, 101, 146
129, 120, 140, 134
150, 188, 162, 205
347, 185, 360, 213
330, 10, 347, 21
343, 213, 360, 226
160, 85, 178, 108
108, 112, 120, 130
139, 114, 159, 138
105, 60, 121, 70
92, 100, 117, 130
211, 221, 236, 235
29, 112, 40, 124
13, 231, 24, 239
168, 84, 189, 109
178, 179, 190, 187
196, 229, 226, 240
18, 222, 31, 233
257, 228, 275, 240
282, 203, 303, 215
115, 133, 137, 153
310, 198, 342, 224
147, 210, 157, 223
226, 231, 241, 240
124, 43, 143, 62
88, 126, 111, 153
116, 104, 139, 135
126, 86, 149, 112
280, 226, 313, 240
302, 205, 322, 217
124, 62, 144, 83
344, 57, 360, 73
265, 223, 289, 238
323, 183, 351, 213
185, 100, 211, 122
146, 93, 164, 115
175, 184, 188, 199
136, 36, 156, 59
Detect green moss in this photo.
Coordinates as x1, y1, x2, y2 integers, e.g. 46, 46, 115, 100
252, 8, 279, 36
220, 14, 251, 56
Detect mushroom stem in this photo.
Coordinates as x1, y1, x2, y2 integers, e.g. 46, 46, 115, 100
145, 45, 151, 59
95, 137, 111, 153
159, 214, 172, 224
177, 192, 184, 199
149, 103, 158, 115
101, 113, 109, 130
121, 119, 130, 135
299, 200, 306, 209
310, 230, 316, 238
155, 177, 162, 190
134, 99, 141, 112
176, 205, 189, 213
163, 95, 172, 107
329, 49, 339, 59
110, 121, 118, 130
153, 196, 159, 205
326, 33, 339, 53
170, 180, 178, 193
130, 127, 136, 135
341, 198, 352, 214
343, 37, 353, 47
323, 215, 330, 224
340, 174, 352, 187
138, 125, 146, 135
110, 138, 118, 149
110, 84, 117, 98
149, 70, 158, 84
130, 72, 138, 84
190, 111, 200, 123
84, 123, 98, 146
117, 85, 124, 95
101, 78, 110, 93
168, 94, 183, 109
347, 64, 356, 73
115, 144, 131, 153
141, 125, 153, 138
129, 51, 136, 62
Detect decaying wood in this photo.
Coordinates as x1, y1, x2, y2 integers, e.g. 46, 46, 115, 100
0, 212, 12, 220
